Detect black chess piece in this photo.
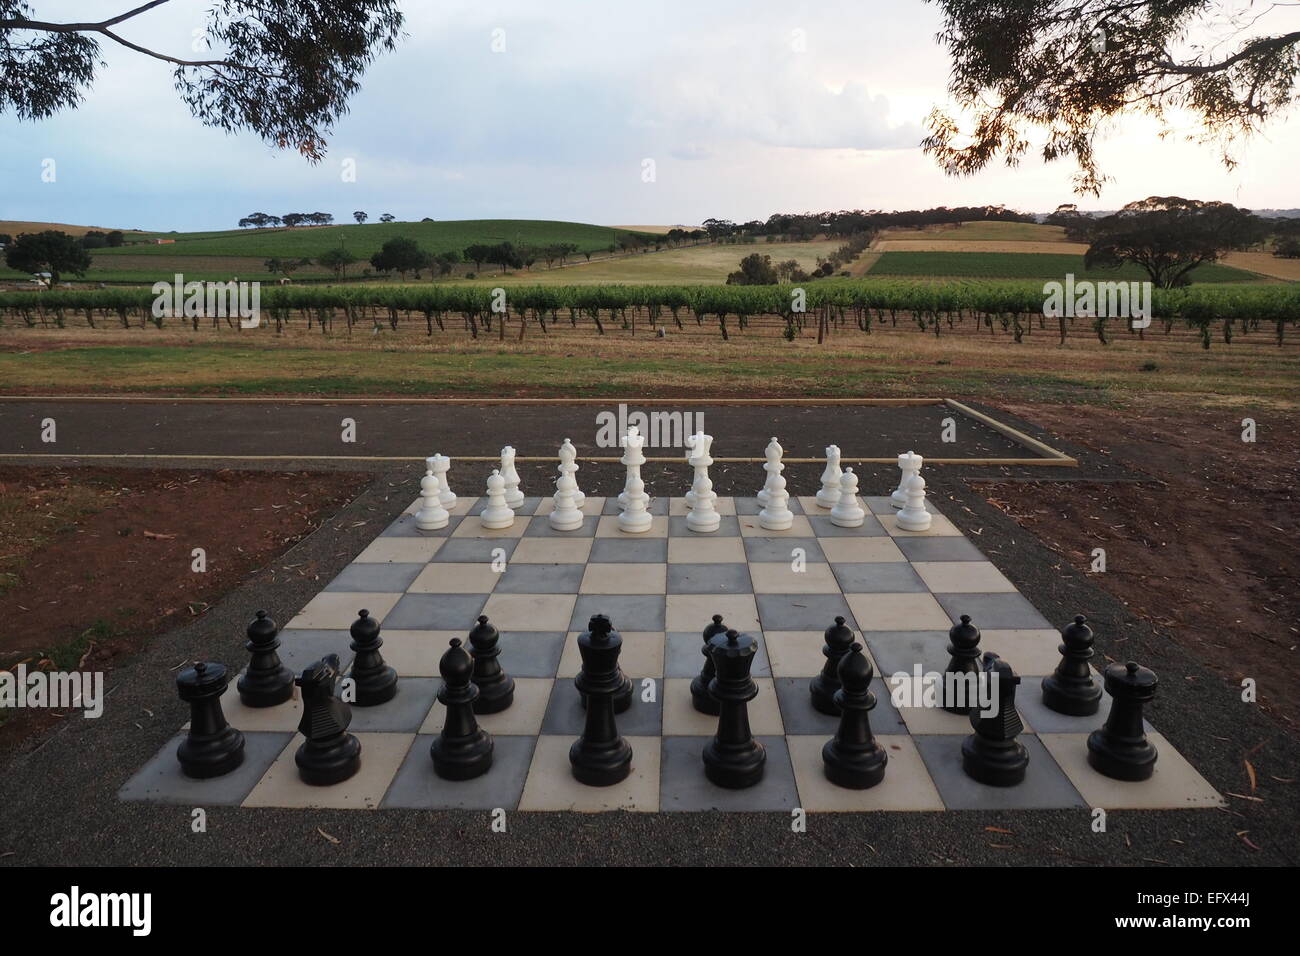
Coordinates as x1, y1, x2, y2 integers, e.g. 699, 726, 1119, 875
570, 614, 634, 786
1041, 615, 1103, 716
943, 614, 982, 714
577, 615, 633, 714
822, 643, 888, 789
809, 616, 855, 716
1087, 661, 1159, 781
703, 629, 766, 789
236, 609, 294, 708
689, 614, 730, 715
175, 661, 245, 779
467, 615, 514, 714
349, 608, 398, 706
961, 652, 1029, 787
430, 638, 494, 780
294, 654, 362, 786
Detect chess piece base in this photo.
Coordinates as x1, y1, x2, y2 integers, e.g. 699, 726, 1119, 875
431, 730, 494, 780
960, 735, 1028, 787
686, 510, 720, 533
830, 509, 864, 529
703, 737, 766, 789
1041, 675, 1103, 716
1086, 730, 1157, 781
896, 511, 932, 532
416, 511, 449, 531
890, 490, 906, 509
352, 666, 399, 707
618, 513, 652, 534
480, 512, 514, 530
690, 676, 720, 715
809, 676, 841, 716
758, 511, 793, 531
822, 738, 887, 790
569, 737, 633, 787
237, 669, 294, 708
177, 727, 245, 779
295, 733, 362, 786
815, 490, 840, 509
471, 677, 515, 715
549, 510, 584, 532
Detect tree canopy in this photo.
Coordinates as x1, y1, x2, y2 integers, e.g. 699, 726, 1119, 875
3, 230, 92, 284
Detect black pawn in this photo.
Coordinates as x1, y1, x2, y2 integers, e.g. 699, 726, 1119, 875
577, 615, 633, 714
961, 652, 1029, 787
703, 629, 766, 789
176, 661, 245, 779
349, 608, 398, 706
689, 614, 730, 715
822, 643, 888, 789
570, 614, 633, 786
1087, 661, 1159, 781
237, 609, 294, 708
294, 654, 362, 786
467, 615, 514, 714
943, 615, 982, 714
1041, 614, 1103, 716
431, 639, 494, 780
810, 616, 855, 715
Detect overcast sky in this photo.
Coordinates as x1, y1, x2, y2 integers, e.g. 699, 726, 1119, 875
2, 0, 1297, 231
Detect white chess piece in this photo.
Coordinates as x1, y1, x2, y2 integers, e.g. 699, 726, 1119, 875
480, 469, 515, 530
756, 437, 782, 507
758, 438, 793, 531
550, 443, 585, 531
416, 458, 449, 531
896, 471, 932, 531
830, 467, 866, 528
500, 445, 524, 509
892, 451, 922, 509
559, 438, 585, 509
816, 444, 842, 509
431, 453, 456, 508
683, 432, 699, 511
686, 432, 720, 533
618, 426, 653, 533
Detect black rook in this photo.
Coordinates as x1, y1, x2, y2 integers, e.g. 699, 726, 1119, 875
176, 661, 245, 779
703, 629, 766, 789
1087, 661, 1159, 781
569, 614, 634, 786
237, 609, 294, 708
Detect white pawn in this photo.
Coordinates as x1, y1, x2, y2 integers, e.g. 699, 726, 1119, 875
559, 438, 585, 509
619, 427, 652, 533
816, 444, 842, 509
830, 468, 865, 528
683, 433, 699, 511
431, 453, 456, 508
756, 437, 782, 507
686, 432, 720, 533
500, 446, 524, 509
896, 472, 932, 532
416, 458, 449, 531
480, 469, 515, 530
758, 442, 793, 531
550, 453, 584, 532
892, 451, 922, 510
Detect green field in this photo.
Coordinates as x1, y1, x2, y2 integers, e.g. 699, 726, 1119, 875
868, 251, 1260, 283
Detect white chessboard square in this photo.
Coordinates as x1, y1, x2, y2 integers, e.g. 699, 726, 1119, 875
912, 561, 1017, 593
1039, 732, 1224, 810
786, 734, 945, 812
878, 513, 963, 537
518, 735, 662, 812
353, 537, 446, 563
288, 591, 402, 629
241, 732, 414, 810
737, 515, 815, 537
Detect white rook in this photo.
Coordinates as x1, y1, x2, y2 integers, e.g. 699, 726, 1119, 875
892, 450, 922, 510
431, 453, 456, 508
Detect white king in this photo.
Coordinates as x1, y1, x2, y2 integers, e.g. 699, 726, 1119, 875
618, 425, 652, 533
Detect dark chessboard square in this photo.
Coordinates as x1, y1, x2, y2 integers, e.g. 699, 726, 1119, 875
381, 513, 464, 538
589, 537, 669, 563
540, 679, 663, 735
493, 563, 586, 594
523, 515, 599, 538
602, 496, 669, 515
479, 496, 543, 517
755, 593, 855, 631
734, 497, 804, 515
496, 631, 567, 678
933, 592, 1052, 630
324, 562, 426, 593
667, 515, 742, 537
861, 631, 952, 678
272, 630, 356, 673
831, 562, 927, 593
912, 734, 1087, 810
346, 677, 438, 732
433, 538, 520, 563
772, 676, 905, 735
893, 537, 987, 562
384, 593, 489, 630
865, 496, 936, 516
658, 735, 799, 812
807, 515, 886, 537
743, 537, 825, 563
382, 734, 536, 810
666, 563, 753, 595
118, 732, 292, 806
665, 631, 771, 678
569, 593, 666, 631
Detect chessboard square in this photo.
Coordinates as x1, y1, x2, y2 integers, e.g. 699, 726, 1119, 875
346, 678, 438, 732
865, 496, 936, 516
981, 629, 1067, 677
912, 734, 1087, 810
570, 593, 666, 631
517, 735, 661, 812
476, 496, 541, 517
419, 678, 554, 735
878, 513, 962, 537
119, 732, 293, 806
913, 561, 1016, 593
666, 593, 759, 632
816, 537, 905, 563
536, 496, 606, 517
588, 537, 669, 563
831, 562, 927, 594
215, 683, 302, 732
384, 593, 489, 630
863, 630, 953, 678
272, 629, 356, 674
658, 735, 799, 812
742, 537, 825, 563
483, 592, 578, 631
664, 632, 770, 679
353, 538, 445, 563
734, 497, 802, 515
764, 631, 877, 679
510, 537, 593, 563
324, 562, 425, 593
773, 676, 906, 735
494, 563, 586, 594
755, 593, 855, 631
522, 514, 599, 538
807, 515, 887, 537
668, 515, 743, 537
289, 592, 401, 629
382, 513, 464, 538
558, 631, 665, 679
409, 563, 502, 594
737, 515, 815, 537
666, 563, 753, 594
669, 497, 737, 516
845, 592, 952, 631
661, 678, 785, 735
451, 516, 529, 538
747, 562, 838, 594
448, 496, 480, 516
1017, 688, 1152, 736
432, 538, 520, 564
895, 701, 988, 735
242, 732, 415, 810
893, 536, 988, 562
1039, 733, 1223, 809
933, 592, 1052, 630
601, 497, 670, 515
595, 515, 669, 537
787, 735, 945, 812
540, 677, 664, 735
581, 563, 668, 594
796, 496, 827, 514
495, 631, 567, 677
376, 630, 455, 677
667, 536, 746, 564
382, 735, 536, 810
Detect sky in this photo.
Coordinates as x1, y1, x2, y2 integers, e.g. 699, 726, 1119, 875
1, 0, 1297, 231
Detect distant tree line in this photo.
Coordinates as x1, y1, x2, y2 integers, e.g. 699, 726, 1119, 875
239, 211, 399, 228
703, 205, 1036, 242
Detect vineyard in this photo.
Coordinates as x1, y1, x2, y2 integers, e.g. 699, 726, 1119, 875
1, 279, 1297, 348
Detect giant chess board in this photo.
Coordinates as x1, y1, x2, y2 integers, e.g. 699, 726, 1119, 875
121, 493, 1223, 813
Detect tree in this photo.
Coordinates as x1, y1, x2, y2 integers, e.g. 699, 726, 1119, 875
432, 250, 460, 276
281, 213, 308, 228
1084, 197, 1263, 288
264, 256, 311, 278
0, 1, 403, 162
489, 242, 522, 272
463, 243, 492, 272
317, 247, 358, 278
924, 1, 1300, 193
0, 233, 12, 246
4, 230, 92, 284
726, 252, 779, 286
353, 211, 368, 224
775, 259, 800, 282
104, 229, 124, 247
369, 236, 428, 279
1272, 238, 1300, 259
80, 230, 108, 249
379, 212, 396, 223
